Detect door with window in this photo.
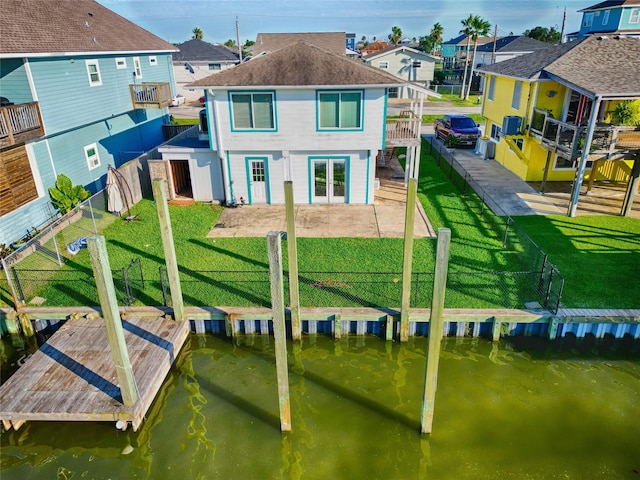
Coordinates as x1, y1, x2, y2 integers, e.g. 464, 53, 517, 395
248, 158, 267, 203
312, 158, 346, 203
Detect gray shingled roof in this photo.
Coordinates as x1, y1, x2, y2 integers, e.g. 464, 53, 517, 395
579, 0, 640, 12
1, 0, 176, 56
253, 33, 346, 56
478, 35, 640, 96
442, 34, 494, 47
476, 36, 551, 53
173, 40, 239, 62
188, 41, 405, 88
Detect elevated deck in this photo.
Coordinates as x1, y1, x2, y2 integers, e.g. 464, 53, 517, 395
0, 315, 189, 431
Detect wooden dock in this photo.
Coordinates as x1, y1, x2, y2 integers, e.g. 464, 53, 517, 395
0, 314, 189, 431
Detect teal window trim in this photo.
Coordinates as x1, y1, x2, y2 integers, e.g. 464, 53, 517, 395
228, 90, 277, 132
244, 156, 271, 204
316, 89, 365, 132
226, 151, 234, 202
382, 88, 388, 149
365, 150, 371, 204
307, 155, 350, 204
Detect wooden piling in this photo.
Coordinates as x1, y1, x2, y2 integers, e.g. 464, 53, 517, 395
267, 231, 292, 432
284, 181, 301, 341
152, 179, 185, 322
385, 314, 394, 341
18, 313, 34, 337
400, 178, 418, 342
492, 317, 501, 342
420, 228, 451, 434
334, 314, 342, 339
548, 317, 559, 340
88, 235, 138, 407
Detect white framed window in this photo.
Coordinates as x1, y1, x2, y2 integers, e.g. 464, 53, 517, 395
412, 60, 422, 68
583, 12, 594, 27
378, 61, 389, 69
84, 143, 100, 170
512, 81, 522, 110
508, 138, 524, 152
85, 60, 102, 86
490, 123, 501, 141
488, 76, 496, 101
133, 57, 142, 78
388, 87, 399, 98
149, 56, 157, 66
602, 10, 610, 25
630, 8, 640, 24
230, 92, 276, 130
208, 63, 221, 70
318, 91, 363, 130
115, 57, 127, 69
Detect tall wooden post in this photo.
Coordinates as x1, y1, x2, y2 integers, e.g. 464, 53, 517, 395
152, 179, 185, 321
621, 153, 640, 216
400, 178, 418, 342
420, 228, 451, 434
284, 181, 301, 340
88, 235, 138, 406
267, 231, 292, 432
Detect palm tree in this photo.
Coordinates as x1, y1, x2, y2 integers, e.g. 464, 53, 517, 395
389, 26, 402, 45
430, 22, 444, 53
459, 15, 474, 99
464, 16, 491, 100
192, 27, 203, 40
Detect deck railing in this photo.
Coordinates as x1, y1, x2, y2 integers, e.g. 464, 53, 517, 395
129, 82, 172, 109
386, 110, 421, 145
0, 102, 44, 148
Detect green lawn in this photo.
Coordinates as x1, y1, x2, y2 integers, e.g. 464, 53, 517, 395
423, 113, 486, 125
428, 93, 482, 107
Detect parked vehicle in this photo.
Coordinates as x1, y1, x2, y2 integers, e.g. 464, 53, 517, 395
434, 114, 481, 147
170, 94, 185, 106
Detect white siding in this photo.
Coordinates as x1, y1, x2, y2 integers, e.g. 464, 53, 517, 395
367, 50, 435, 98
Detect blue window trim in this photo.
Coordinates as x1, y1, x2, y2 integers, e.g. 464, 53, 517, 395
307, 155, 350, 204
315, 89, 365, 132
365, 150, 371, 204
228, 90, 278, 132
244, 156, 271, 204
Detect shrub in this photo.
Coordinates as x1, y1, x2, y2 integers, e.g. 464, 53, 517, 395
48, 174, 90, 214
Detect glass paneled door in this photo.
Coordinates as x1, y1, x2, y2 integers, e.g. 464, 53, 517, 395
312, 158, 346, 203
249, 159, 267, 203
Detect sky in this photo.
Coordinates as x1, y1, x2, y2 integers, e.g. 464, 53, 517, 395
97, 0, 595, 45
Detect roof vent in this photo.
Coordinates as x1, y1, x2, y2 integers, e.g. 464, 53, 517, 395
597, 35, 608, 40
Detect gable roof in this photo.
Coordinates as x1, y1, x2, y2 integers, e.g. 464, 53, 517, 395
475, 36, 551, 53
1, 0, 176, 57
187, 41, 405, 89
173, 39, 239, 62
442, 34, 494, 47
478, 35, 640, 97
579, 0, 640, 12
253, 32, 346, 56
363, 45, 439, 62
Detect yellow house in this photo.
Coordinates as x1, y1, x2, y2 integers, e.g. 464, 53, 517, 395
478, 35, 640, 216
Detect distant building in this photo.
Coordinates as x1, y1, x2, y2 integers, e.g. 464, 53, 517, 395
441, 34, 493, 70
567, 0, 640, 40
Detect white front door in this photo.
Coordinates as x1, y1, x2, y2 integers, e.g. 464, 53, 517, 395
312, 159, 346, 203
248, 159, 267, 204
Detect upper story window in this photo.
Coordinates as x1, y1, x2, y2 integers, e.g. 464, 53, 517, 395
149, 56, 157, 66
602, 10, 610, 25
133, 57, 142, 79
318, 91, 363, 130
84, 143, 100, 170
583, 12, 594, 27
115, 57, 127, 69
630, 8, 640, 24
378, 61, 389, 69
230, 92, 276, 130
85, 60, 102, 86
209, 63, 222, 70
487, 76, 496, 101
412, 61, 422, 68
512, 81, 522, 110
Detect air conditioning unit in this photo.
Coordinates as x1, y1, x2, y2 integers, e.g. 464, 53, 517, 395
502, 116, 522, 135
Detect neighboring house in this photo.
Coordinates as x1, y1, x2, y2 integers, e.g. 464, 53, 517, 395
441, 34, 493, 70
172, 40, 239, 101
154, 42, 428, 206
566, 0, 640, 40
363, 46, 438, 98
475, 36, 551, 67
478, 35, 640, 216
0, 0, 177, 245
360, 41, 391, 55
253, 32, 347, 56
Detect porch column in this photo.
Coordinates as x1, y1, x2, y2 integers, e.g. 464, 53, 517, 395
621, 152, 640, 216
568, 96, 602, 217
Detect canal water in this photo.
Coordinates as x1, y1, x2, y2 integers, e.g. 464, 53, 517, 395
1, 333, 639, 479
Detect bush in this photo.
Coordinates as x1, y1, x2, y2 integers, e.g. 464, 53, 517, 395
48, 174, 90, 214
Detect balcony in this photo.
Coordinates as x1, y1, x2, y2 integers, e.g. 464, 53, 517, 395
529, 108, 640, 161
385, 110, 422, 147
129, 82, 172, 110
0, 102, 44, 149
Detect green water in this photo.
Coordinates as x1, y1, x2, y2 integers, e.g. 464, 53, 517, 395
1, 334, 639, 479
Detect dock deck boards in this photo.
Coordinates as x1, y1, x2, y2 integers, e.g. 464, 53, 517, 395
0, 316, 190, 431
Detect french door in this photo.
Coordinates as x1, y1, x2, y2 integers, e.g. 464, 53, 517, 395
312, 158, 346, 203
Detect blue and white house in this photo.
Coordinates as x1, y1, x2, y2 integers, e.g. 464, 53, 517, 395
568, 0, 640, 40
166, 41, 426, 206
0, 0, 177, 245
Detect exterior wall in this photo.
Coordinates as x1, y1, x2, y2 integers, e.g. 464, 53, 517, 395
366, 50, 435, 97
0, 59, 34, 104
620, 6, 640, 29
579, 8, 624, 36
173, 61, 237, 101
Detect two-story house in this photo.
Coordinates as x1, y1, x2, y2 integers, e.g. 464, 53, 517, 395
363, 46, 438, 99
566, 0, 640, 40
478, 35, 640, 216
441, 34, 493, 70
0, 0, 177, 246
153, 41, 427, 206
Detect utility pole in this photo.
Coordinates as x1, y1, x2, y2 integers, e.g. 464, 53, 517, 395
560, 7, 567, 43
490, 24, 498, 64
236, 16, 243, 63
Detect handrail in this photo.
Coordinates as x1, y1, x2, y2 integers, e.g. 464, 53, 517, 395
0, 102, 44, 146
